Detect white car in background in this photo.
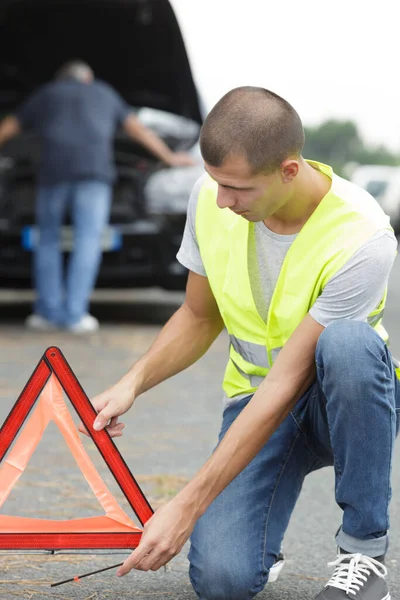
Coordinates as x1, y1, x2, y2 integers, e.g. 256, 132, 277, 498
350, 165, 400, 234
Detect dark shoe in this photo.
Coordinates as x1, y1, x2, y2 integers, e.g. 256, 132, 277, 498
315, 552, 390, 599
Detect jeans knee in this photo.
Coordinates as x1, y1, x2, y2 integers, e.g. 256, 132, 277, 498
316, 319, 384, 368
190, 557, 264, 600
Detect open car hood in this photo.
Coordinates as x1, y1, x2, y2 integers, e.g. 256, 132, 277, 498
0, 0, 203, 123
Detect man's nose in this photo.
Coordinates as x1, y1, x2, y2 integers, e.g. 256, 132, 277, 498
216, 187, 235, 209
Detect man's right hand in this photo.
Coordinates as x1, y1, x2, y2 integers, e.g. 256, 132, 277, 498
78, 383, 136, 438
166, 152, 196, 167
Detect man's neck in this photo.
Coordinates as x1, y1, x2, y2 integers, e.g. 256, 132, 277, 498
263, 162, 332, 235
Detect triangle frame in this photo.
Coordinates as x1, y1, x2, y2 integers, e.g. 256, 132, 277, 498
0, 346, 154, 550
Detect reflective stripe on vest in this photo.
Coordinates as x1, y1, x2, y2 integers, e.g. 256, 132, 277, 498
367, 309, 385, 328
229, 335, 269, 369
270, 348, 282, 363
231, 359, 265, 388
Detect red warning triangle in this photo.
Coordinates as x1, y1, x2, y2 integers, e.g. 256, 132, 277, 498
0, 346, 153, 550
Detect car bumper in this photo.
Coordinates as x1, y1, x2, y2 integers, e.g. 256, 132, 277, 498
0, 219, 188, 290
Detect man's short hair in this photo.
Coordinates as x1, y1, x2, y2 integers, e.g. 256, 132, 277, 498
200, 86, 305, 174
55, 61, 94, 82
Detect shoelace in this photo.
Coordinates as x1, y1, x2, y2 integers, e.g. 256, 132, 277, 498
326, 553, 388, 595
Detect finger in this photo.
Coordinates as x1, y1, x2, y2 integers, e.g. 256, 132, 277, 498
94, 415, 122, 433
109, 416, 119, 428
93, 405, 121, 430
117, 547, 152, 576
104, 423, 125, 438
108, 422, 125, 431
149, 552, 173, 571
79, 421, 124, 438
78, 422, 90, 436
136, 546, 174, 572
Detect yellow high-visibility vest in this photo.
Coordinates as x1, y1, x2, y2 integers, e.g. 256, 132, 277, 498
196, 160, 396, 398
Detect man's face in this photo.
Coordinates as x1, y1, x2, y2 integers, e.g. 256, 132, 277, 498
204, 155, 293, 222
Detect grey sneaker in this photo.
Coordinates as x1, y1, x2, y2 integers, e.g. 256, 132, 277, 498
315, 552, 390, 599
268, 550, 285, 583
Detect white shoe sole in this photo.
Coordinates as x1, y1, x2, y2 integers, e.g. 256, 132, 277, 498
268, 558, 285, 583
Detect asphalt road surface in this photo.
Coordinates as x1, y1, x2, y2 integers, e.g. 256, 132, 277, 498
0, 258, 399, 600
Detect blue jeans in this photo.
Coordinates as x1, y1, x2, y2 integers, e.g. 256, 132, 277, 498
34, 180, 112, 326
189, 320, 400, 600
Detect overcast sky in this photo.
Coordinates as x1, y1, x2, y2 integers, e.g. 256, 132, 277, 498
170, 0, 400, 152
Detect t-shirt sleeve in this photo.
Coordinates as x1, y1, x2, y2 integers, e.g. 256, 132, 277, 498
114, 94, 132, 126
176, 174, 208, 277
309, 230, 397, 327
16, 87, 48, 130
99, 81, 132, 127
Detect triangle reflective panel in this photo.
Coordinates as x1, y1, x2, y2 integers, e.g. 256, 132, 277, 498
0, 347, 153, 550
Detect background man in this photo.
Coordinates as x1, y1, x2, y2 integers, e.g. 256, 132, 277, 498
0, 61, 194, 333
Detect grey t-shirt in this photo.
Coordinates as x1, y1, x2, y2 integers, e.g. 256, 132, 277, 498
177, 174, 398, 405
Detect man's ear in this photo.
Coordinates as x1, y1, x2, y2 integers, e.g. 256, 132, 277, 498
280, 159, 299, 183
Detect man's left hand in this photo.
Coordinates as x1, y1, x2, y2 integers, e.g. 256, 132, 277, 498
116, 495, 197, 575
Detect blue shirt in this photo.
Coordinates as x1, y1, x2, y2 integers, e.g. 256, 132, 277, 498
16, 78, 131, 185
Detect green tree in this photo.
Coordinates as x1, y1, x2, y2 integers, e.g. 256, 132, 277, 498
303, 119, 400, 175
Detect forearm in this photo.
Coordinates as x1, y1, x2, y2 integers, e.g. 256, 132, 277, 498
174, 314, 323, 519
124, 116, 174, 164
118, 303, 224, 399
179, 362, 315, 518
